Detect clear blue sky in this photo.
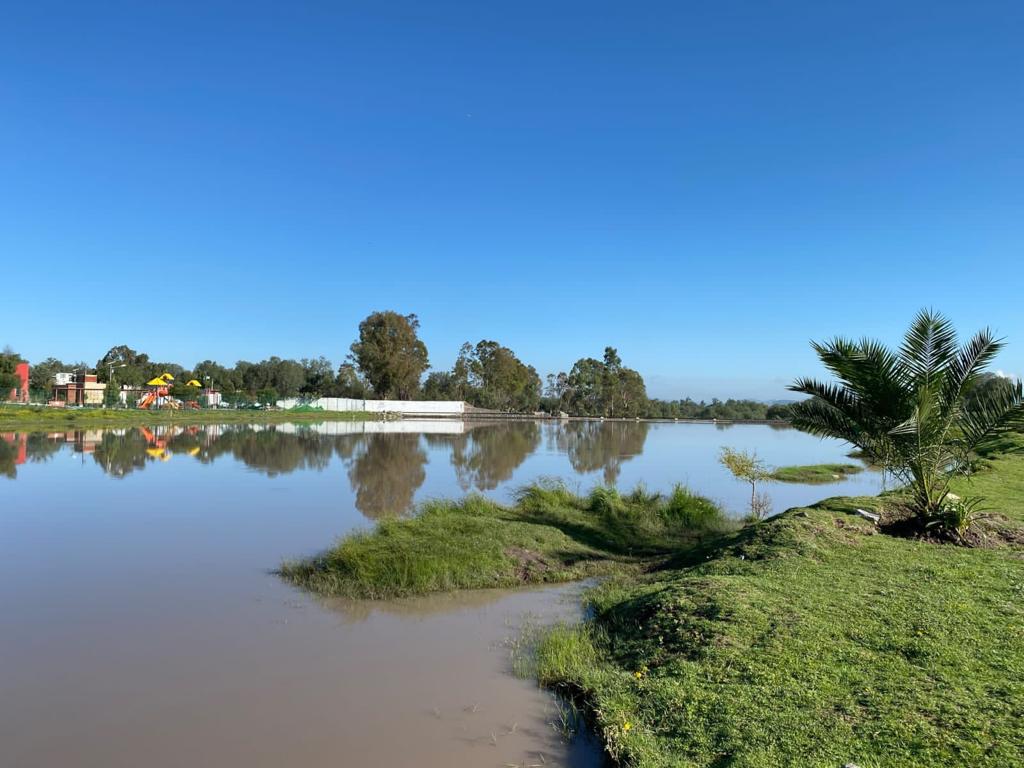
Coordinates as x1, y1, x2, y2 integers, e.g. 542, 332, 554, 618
3, 1, 1022, 400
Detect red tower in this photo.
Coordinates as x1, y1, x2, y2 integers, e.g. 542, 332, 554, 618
9, 362, 29, 403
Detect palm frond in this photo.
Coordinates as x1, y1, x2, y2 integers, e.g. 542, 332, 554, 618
942, 327, 1003, 408
789, 396, 865, 446
900, 309, 958, 387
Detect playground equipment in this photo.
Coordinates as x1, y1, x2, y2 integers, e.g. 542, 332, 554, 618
137, 373, 200, 410
138, 376, 171, 409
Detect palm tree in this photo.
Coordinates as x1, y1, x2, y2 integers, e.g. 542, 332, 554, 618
789, 310, 1024, 527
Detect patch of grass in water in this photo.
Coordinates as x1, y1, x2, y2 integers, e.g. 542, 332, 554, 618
280, 481, 734, 599
770, 462, 864, 483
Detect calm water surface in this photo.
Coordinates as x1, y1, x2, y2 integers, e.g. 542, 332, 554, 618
1, 420, 880, 767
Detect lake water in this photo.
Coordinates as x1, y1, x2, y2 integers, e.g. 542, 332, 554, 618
1, 420, 881, 767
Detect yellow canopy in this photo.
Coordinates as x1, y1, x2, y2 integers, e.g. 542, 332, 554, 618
146, 377, 169, 386
186, 379, 202, 387
161, 372, 175, 381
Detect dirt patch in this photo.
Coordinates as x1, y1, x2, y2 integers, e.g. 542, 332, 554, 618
505, 547, 555, 581
877, 505, 1024, 549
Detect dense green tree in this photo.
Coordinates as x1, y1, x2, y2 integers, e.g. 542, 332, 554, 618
334, 363, 369, 398
96, 345, 149, 385
301, 357, 335, 396
790, 310, 1024, 532
349, 311, 429, 399
0, 347, 22, 401
421, 370, 460, 400
29, 357, 69, 395
462, 340, 541, 412
193, 360, 235, 393
555, 347, 648, 417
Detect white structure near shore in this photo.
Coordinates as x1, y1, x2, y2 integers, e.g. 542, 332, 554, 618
276, 397, 467, 417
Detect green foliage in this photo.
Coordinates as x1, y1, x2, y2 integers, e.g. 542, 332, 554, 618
790, 309, 1024, 529
927, 495, 988, 540
349, 310, 429, 399
281, 481, 732, 598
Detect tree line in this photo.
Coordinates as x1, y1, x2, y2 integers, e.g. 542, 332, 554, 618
2, 310, 796, 418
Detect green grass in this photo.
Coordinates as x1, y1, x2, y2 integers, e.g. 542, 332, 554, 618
0, 404, 374, 430
280, 434, 1024, 765
280, 482, 734, 599
531, 454, 1024, 767
770, 462, 864, 484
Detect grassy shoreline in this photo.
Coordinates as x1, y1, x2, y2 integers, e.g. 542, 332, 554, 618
531, 448, 1024, 767
0, 405, 376, 430
282, 437, 1024, 766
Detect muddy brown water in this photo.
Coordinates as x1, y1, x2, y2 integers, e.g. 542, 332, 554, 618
0, 420, 881, 766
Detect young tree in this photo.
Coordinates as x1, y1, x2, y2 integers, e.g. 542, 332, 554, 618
789, 310, 1024, 530
349, 311, 429, 399
719, 447, 774, 520
104, 375, 120, 407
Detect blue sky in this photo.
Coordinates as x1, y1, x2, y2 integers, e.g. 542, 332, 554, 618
3, 1, 1022, 400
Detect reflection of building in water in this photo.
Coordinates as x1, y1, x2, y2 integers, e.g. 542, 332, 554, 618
549, 420, 650, 485
59, 430, 104, 454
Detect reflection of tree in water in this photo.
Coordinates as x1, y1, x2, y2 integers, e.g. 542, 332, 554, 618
346, 434, 427, 519
85, 426, 344, 478
0, 438, 18, 479
428, 422, 540, 492
552, 420, 650, 485
201, 429, 335, 477
92, 431, 150, 478
1, 432, 67, 479
25, 434, 63, 464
